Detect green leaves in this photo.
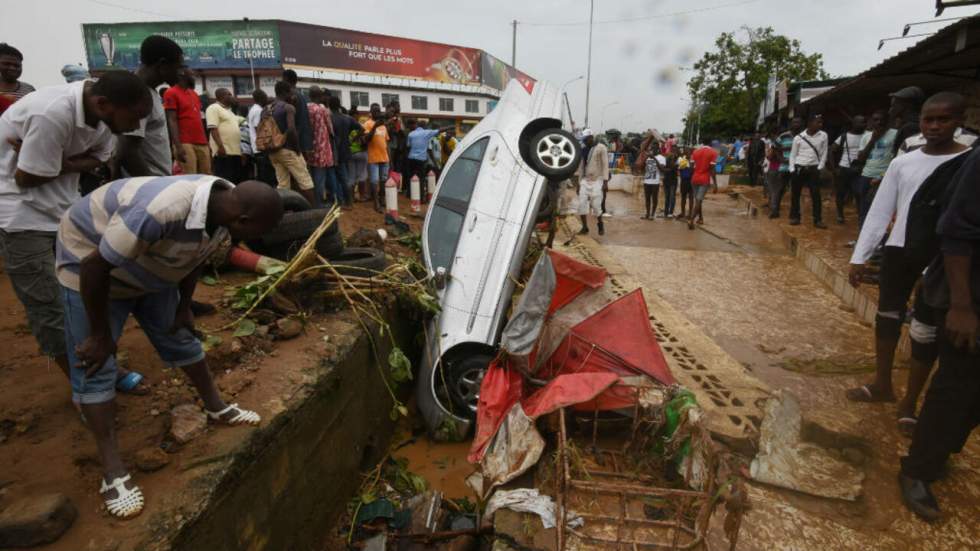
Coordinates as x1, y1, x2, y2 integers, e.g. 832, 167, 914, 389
201, 334, 222, 352
201, 275, 219, 286
233, 319, 257, 337
388, 347, 413, 383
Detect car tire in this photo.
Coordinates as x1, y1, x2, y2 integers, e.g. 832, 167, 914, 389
328, 247, 388, 278
444, 353, 493, 418
249, 209, 342, 261
535, 185, 556, 224
277, 189, 312, 212
527, 128, 582, 181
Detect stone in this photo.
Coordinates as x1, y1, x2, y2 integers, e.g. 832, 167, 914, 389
230, 339, 243, 355
249, 309, 279, 325
0, 493, 77, 547
265, 292, 298, 315
256, 325, 271, 339
346, 228, 385, 250
134, 446, 170, 472
275, 318, 303, 340
168, 404, 207, 445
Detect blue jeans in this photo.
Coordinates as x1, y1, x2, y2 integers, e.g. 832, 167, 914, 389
368, 162, 389, 191
311, 166, 343, 208
63, 286, 204, 405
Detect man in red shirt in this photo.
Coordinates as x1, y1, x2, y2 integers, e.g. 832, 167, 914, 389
689, 136, 718, 229
163, 70, 211, 175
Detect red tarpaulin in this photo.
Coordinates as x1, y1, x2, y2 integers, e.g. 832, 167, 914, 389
546, 249, 606, 315
521, 372, 620, 419
467, 361, 523, 463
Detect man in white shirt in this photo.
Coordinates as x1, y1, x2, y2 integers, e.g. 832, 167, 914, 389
788, 114, 829, 228
897, 126, 977, 156
846, 93, 972, 437
578, 129, 609, 236
641, 140, 666, 220
248, 89, 271, 183
0, 72, 151, 380
830, 115, 868, 224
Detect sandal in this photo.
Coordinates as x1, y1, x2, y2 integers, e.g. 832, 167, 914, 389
116, 371, 149, 395
206, 403, 261, 426
101, 474, 144, 519
897, 416, 918, 438
845, 384, 896, 403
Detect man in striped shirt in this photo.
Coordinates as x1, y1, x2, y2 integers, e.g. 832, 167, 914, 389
0, 43, 34, 115
56, 175, 283, 518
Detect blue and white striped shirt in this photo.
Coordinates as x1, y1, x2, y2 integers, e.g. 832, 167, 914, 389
56, 175, 231, 298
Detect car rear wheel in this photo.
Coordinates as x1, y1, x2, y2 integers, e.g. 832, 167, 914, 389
528, 128, 581, 181
445, 353, 492, 417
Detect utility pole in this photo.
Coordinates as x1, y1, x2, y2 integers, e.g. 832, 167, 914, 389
584, 0, 594, 128
511, 20, 518, 67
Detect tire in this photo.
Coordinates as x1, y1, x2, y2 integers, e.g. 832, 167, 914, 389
328, 247, 388, 278
527, 128, 581, 181
277, 189, 312, 212
248, 209, 342, 261
535, 185, 556, 224
444, 353, 492, 418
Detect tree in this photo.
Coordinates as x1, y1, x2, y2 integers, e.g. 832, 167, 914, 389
684, 27, 828, 141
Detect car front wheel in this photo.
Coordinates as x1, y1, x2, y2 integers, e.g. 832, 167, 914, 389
528, 128, 582, 181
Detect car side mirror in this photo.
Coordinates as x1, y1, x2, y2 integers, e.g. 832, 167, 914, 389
434, 266, 449, 290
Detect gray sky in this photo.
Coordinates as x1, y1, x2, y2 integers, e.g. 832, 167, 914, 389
4, 0, 974, 132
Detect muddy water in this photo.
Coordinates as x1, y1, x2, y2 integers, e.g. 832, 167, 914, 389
395, 438, 477, 500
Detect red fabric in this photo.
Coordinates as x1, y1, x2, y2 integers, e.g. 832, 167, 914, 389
0, 95, 14, 116
467, 360, 524, 463
163, 86, 207, 145
691, 146, 717, 185
521, 372, 620, 419
546, 249, 606, 314
307, 102, 335, 167
540, 289, 674, 388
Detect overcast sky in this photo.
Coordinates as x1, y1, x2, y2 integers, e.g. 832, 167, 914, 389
3, 0, 975, 132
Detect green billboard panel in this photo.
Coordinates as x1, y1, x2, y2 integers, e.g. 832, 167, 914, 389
82, 21, 281, 71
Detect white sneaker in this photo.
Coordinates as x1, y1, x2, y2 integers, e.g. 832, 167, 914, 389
601, 212, 613, 218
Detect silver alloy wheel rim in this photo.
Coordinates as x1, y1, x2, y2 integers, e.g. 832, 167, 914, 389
456, 367, 484, 412
536, 133, 576, 170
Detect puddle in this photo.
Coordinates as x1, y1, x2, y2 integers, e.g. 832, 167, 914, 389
395, 438, 476, 500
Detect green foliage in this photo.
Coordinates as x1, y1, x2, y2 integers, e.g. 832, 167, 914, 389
201, 334, 222, 352
233, 319, 256, 337
201, 275, 219, 286
387, 457, 428, 495
395, 233, 423, 254
685, 27, 829, 139
231, 273, 276, 310
388, 347, 413, 383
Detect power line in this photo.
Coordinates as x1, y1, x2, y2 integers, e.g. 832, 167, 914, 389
85, 0, 178, 19
518, 0, 761, 27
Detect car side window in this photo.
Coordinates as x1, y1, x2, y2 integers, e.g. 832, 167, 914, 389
427, 137, 490, 271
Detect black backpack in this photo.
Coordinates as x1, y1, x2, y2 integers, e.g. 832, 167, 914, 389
904, 153, 971, 269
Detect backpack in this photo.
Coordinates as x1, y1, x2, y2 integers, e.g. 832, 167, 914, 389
255, 105, 286, 152
903, 152, 971, 269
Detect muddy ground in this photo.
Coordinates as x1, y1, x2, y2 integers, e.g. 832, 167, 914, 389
0, 197, 424, 551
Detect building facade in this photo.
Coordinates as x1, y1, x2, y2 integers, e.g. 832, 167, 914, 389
82, 20, 533, 132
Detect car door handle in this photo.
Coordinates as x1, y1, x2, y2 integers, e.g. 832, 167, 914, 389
469, 212, 478, 232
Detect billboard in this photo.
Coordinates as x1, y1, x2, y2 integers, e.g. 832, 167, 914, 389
82, 21, 281, 71
480, 52, 536, 92
279, 22, 481, 85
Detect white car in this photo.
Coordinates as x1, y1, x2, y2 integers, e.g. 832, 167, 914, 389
417, 79, 581, 440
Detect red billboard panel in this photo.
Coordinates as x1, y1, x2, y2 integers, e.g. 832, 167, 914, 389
278, 22, 481, 85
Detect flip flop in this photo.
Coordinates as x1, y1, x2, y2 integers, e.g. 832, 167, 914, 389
897, 416, 918, 438
116, 371, 149, 395
845, 384, 896, 403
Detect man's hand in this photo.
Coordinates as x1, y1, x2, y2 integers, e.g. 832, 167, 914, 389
945, 304, 978, 352
7, 138, 22, 154
848, 264, 866, 288
215, 146, 227, 158
76, 334, 117, 377
61, 154, 102, 175
303, 151, 313, 163
870, 178, 881, 188
170, 305, 195, 335
175, 145, 187, 164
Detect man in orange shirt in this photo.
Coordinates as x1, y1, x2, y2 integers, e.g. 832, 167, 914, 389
688, 136, 718, 229
362, 103, 390, 213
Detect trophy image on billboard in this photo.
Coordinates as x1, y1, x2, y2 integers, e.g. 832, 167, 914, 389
99, 33, 116, 66
428, 48, 475, 84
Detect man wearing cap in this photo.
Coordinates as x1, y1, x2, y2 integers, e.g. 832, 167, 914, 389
890, 86, 925, 155
578, 129, 608, 236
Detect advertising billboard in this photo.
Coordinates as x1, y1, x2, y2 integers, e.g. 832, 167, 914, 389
82, 21, 281, 71
480, 52, 536, 92
279, 22, 481, 85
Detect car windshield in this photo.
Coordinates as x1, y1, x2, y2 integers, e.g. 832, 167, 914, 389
427, 136, 490, 271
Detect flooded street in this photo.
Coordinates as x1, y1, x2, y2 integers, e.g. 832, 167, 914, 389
567, 188, 980, 551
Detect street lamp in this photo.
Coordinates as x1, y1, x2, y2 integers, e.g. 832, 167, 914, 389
561, 75, 584, 94
599, 101, 619, 131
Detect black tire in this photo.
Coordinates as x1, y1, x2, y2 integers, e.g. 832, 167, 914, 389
527, 128, 581, 181
328, 247, 388, 278
444, 353, 492, 418
277, 189, 312, 212
248, 209, 342, 261
535, 185, 556, 224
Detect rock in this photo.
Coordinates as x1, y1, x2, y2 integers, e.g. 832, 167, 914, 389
275, 318, 303, 340
249, 309, 279, 325
264, 292, 298, 315
256, 325, 271, 339
230, 339, 244, 355
0, 493, 77, 547
347, 228, 385, 250
134, 447, 170, 472
168, 404, 207, 445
